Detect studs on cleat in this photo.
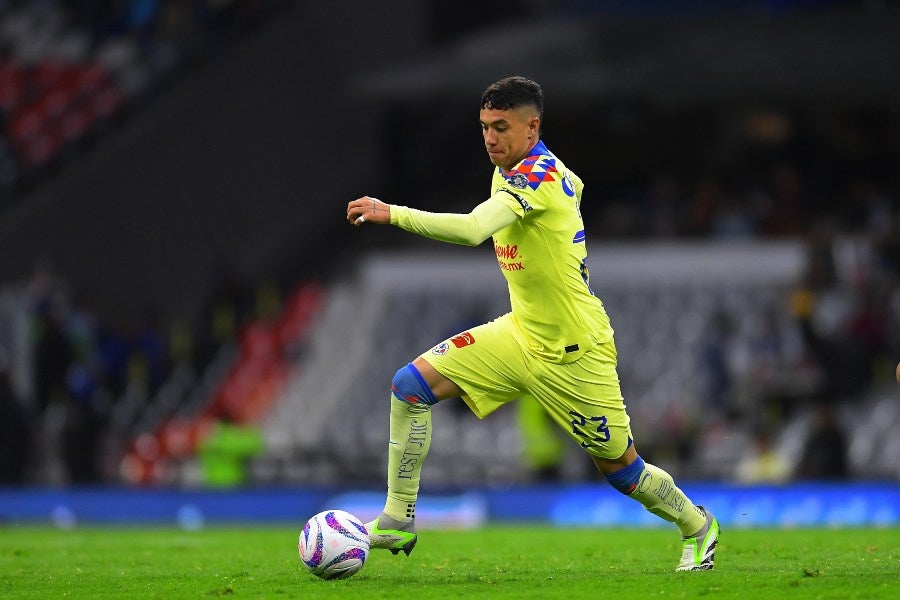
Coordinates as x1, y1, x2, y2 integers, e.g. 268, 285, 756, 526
388, 538, 416, 556
402, 538, 417, 556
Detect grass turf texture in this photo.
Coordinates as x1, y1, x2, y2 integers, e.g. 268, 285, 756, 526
1, 526, 897, 599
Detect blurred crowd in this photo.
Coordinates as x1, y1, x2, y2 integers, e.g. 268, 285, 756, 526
5, 200, 897, 486
1, 0, 899, 487
0, 0, 283, 208
0, 0, 298, 486
0, 259, 296, 485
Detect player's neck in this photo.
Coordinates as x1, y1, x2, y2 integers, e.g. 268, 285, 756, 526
501, 138, 541, 174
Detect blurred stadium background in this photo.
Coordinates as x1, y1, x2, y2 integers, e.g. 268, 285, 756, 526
0, 0, 898, 528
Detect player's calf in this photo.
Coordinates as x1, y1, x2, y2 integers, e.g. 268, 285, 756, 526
605, 454, 717, 570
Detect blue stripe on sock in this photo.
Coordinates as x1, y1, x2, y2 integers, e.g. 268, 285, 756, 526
605, 455, 646, 495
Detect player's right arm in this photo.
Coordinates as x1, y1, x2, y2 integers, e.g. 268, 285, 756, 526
347, 196, 518, 246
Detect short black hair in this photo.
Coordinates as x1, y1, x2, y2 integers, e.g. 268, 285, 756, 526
481, 76, 543, 118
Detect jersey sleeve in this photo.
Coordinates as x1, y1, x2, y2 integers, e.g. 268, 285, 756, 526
491, 186, 537, 218
390, 198, 518, 246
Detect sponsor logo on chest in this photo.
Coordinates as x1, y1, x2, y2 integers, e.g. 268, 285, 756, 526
494, 242, 525, 272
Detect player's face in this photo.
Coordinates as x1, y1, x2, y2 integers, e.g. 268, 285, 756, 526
480, 106, 539, 172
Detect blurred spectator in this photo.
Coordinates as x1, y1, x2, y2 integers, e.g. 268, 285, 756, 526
34, 304, 75, 414
67, 291, 100, 364
803, 218, 839, 291
873, 210, 900, 280
0, 346, 32, 484
734, 429, 791, 485
254, 278, 283, 325
642, 173, 683, 238
197, 418, 264, 488
842, 178, 892, 236
698, 310, 736, 417
96, 317, 132, 398
845, 283, 892, 389
744, 302, 818, 423
60, 361, 109, 483
195, 262, 253, 367
516, 395, 566, 481
684, 176, 722, 237
760, 163, 808, 236
711, 192, 756, 239
795, 403, 849, 480
133, 306, 171, 395
789, 220, 870, 399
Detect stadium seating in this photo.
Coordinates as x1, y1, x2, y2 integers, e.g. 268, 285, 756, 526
0, 0, 280, 206
1, 1, 897, 490
114, 282, 323, 486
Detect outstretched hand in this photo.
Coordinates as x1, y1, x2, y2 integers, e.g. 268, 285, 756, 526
347, 196, 391, 226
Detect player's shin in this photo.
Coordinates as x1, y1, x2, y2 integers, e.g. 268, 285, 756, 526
605, 456, 706, 537
383, 398, 432, 522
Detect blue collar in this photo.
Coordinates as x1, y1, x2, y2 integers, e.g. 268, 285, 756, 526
528, 140, 550, 159
498, 140, 551, 176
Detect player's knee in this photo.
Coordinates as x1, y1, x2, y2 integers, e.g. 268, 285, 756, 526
605, 455, 646, 495
391, 363, 439, 406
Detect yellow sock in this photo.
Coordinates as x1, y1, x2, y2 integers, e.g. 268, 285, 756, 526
383, 398, 431, 522
628, 462, 706, 537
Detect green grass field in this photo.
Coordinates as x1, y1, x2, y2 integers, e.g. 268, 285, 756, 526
1, 525, 897, 599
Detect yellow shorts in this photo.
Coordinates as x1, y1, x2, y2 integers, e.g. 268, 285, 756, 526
420, 312, 632, 460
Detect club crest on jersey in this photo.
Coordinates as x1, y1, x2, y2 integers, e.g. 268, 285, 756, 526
508, 172, 529, 190
431, 342, 450, 356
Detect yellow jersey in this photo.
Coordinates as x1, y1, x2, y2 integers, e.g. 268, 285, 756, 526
488, 140, 613, 363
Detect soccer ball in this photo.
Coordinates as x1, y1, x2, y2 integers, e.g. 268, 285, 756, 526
298, 509, 369, 579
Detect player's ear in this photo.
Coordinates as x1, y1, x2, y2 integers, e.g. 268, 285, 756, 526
528, 116, 540, 138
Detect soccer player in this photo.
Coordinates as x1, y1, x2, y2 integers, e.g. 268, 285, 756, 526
346, 76, 719, 571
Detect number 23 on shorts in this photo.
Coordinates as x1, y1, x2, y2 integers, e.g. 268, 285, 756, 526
569, 410, 611, 448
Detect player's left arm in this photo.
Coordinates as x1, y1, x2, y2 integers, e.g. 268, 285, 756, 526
346, 196, 518, 246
